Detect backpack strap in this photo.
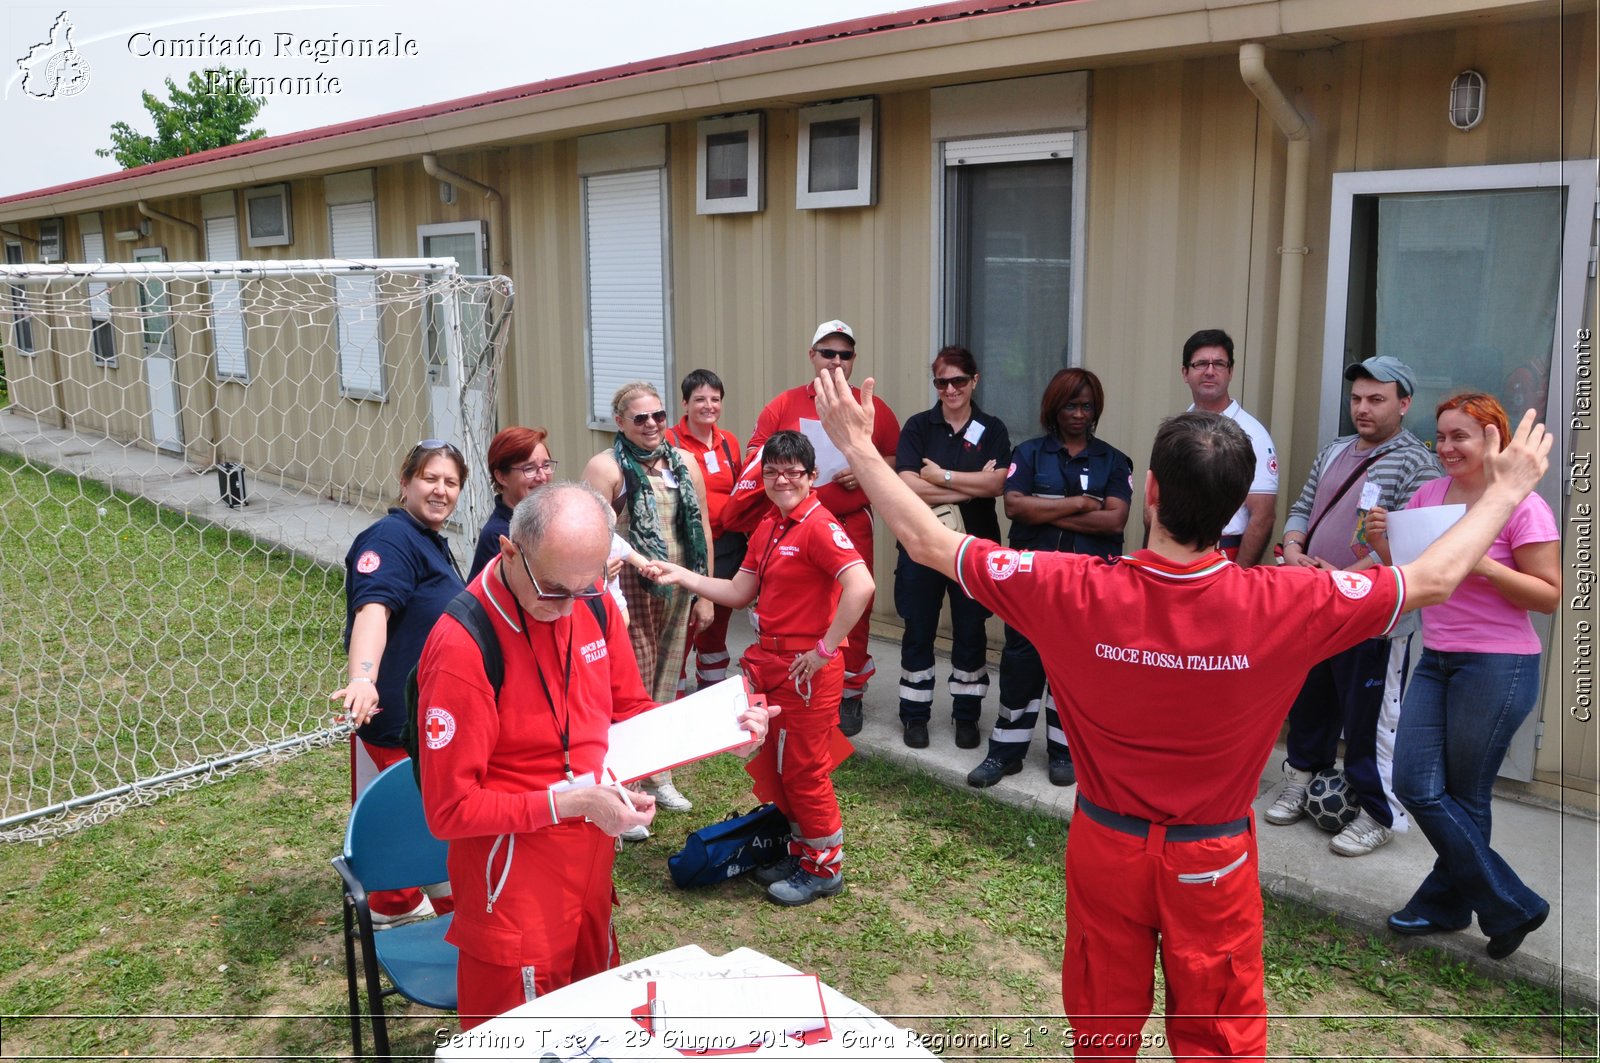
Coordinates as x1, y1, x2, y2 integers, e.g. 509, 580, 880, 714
442, 591, 504, 693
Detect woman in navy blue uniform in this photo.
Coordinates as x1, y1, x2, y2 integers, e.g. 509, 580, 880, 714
470, 426, 556, 580
333, 439, 468, 926
892, 345, 1011, 750
966, 367, 1133, 789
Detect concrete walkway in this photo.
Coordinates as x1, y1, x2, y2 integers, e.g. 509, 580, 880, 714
3, 408, 1594, 1006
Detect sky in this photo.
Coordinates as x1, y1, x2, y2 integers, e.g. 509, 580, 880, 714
0, 0, 908, 198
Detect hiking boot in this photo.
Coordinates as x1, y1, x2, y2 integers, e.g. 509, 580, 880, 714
753, 853, 800, 887
645, 780, 693, 812
954, 720, 981, 749
1329, 809, 1392, 856
838, 696, 864, 736
966, 755, 1023, 788
1264, 763, 1313, 825
903, 720, 929, 748
766, 866, 844, 907
370, 896, 433, 931
1048, 756, 1076, 787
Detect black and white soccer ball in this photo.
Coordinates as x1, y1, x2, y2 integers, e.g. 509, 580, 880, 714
1305, 768, 1360, 833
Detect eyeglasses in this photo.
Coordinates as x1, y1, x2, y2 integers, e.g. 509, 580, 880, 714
812, 347, 857, 362
933, 375, 972, 391
413, 438, 463, 456
1058, 402, 1097, 415
761, 466, 812, 482
511, 460, 558, 478
629, 410, 669, 427
1186, 359, 1232, 372
521, 552, 606, 601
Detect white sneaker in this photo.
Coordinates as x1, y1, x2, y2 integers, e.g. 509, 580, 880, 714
647, 781, 693, 812
1329, 809, 1392, 857
620, 824, 651, 843
1264, 763, 1313, 825
369, 895, 433, 930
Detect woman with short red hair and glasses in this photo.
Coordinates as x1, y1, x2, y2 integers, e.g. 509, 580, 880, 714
1367, 391, 1558, 960
471, 426, 556, 580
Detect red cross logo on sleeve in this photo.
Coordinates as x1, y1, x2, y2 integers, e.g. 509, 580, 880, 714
423, 706, 456, 749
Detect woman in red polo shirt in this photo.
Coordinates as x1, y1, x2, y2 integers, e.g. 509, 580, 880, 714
648, 430, 874, 907
665, 369, 745, 691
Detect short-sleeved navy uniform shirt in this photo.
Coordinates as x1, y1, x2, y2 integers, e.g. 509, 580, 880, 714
1004, 434, 1134, 559
896, 403, 1013, 543
469, 496, 514, 580
344, 507, 465, 746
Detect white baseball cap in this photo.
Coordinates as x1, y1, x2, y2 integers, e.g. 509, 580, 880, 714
811, 319, 855, 346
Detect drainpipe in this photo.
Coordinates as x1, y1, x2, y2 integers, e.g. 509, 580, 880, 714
137, 201, 200, 240
422, 154, 506, 276
1239, 42, 1311, 512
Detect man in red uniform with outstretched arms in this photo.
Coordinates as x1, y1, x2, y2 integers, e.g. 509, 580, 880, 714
814, 367, 1550, 1060
416, 482, 771, 1028
733, 320, 898, 736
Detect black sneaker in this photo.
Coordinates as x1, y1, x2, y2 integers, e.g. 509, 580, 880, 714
954, 721, 981, 749
903, 720, 929, 748
1048, 756, 1076, 787
838, 696, 864, 736
966, 756, 1023, 788
753, 854, 800, 887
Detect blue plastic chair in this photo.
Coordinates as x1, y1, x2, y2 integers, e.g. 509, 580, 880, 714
332, 760, 457, 1061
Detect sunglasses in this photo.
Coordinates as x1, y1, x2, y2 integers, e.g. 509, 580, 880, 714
812, 347, 857, 362
521, 552, 607, 601
933, 375, 973, 391
629, 410, 669, 427
414, 438, 463, 455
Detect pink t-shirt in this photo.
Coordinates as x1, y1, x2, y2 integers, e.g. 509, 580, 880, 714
1407, 477, 1557, 653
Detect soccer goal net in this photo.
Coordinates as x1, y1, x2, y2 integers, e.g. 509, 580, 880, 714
0, 258, 512, 841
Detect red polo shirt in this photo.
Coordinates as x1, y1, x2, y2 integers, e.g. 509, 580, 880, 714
741, 495, 865, 640
746, 381, 900, 519
955, 539, 1405, 825
666, 420, 742, 537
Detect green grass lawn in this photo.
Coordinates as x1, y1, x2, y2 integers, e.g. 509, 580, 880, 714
0, 453, 1593, 1060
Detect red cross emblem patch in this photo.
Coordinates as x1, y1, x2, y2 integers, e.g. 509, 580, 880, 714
1331, 570, 1372, 601
356, 550, 381, 574
423, 706, 456, 750
986, 548, 1021, 581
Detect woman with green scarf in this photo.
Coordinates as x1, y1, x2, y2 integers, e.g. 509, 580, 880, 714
583, 381, 715, 820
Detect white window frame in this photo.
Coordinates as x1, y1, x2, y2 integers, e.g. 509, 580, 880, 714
244, 183, 292, 247
416, 220, 487, 272
1319, 162, 1595, 449
696, 113, 763, 215
4, 239, 34, 355
202, 191, 249, 381
326, 170, 384, 400
78, 212, 116, 366
796, 98, 876, 210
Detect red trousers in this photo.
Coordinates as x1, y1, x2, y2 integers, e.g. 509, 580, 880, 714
838, 509, 876, 698
742, 648, 844, 872
1062, 813, 1265, 1061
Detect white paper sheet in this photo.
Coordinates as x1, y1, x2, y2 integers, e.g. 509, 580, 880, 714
799, 418, 850, 482
1385, 503, 1466, 566
603, 675, 752, 783
652, 973, 827, 1049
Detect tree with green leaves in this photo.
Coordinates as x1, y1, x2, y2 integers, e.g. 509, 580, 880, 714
97, 68, 267, 168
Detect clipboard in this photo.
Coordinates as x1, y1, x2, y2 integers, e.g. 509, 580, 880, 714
605, 676, 767, 784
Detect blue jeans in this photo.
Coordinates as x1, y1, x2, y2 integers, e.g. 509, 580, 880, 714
1392, 649, 1546, 936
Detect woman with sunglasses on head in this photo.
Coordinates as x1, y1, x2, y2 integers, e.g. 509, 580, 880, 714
647, 430, 874, 906
583, 382, 716, 818
332, 439, 469, 926
966, 367, 1132, 791
470, 426, 557, 580
1365, 392, 1559, 960
892, 346, 1011, 751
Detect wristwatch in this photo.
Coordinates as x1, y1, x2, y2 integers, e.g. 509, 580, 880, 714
943, 470, 953, 483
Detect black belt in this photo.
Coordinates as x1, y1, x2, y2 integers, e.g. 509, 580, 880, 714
1076, 796, 1249, 842
1218, 534, 1244, 549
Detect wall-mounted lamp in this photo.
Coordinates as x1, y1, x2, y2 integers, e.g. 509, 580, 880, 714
1448, 70, 1485, 131
438, 180, 456, 205
113, 220, 150, 242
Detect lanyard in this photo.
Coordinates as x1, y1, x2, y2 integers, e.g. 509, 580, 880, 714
513, 598, 577, 782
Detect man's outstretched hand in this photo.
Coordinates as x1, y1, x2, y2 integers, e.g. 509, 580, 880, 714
815, 367, 876, 455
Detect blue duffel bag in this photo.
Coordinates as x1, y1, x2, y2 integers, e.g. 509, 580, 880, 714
667, 803, 789, 888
